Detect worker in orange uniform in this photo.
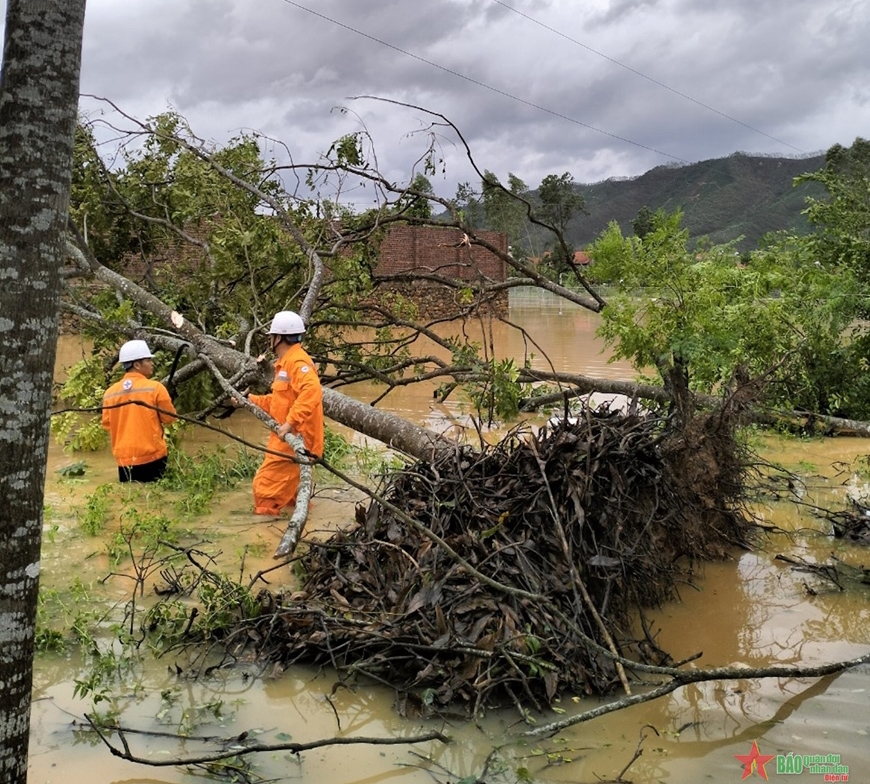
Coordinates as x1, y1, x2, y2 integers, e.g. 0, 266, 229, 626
247, 311, 324, 516
102, 339, 177, 482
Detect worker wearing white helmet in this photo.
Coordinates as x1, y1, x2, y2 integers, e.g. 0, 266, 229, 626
247, 311, 324, 515
101, 339, 177, 482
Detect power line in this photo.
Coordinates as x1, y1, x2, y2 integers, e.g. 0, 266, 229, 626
278, 0, 691, 165
491, 0, 805, 154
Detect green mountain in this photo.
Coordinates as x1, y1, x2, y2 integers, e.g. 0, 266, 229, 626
566, 152, 826, 252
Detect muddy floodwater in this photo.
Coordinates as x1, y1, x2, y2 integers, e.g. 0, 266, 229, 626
30, 289, 870, 783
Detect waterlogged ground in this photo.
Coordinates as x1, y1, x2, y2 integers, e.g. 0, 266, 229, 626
29, 303, 870, 783
30, 431, 870, 783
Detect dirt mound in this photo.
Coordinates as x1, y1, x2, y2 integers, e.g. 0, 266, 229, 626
250, 404, 754, 716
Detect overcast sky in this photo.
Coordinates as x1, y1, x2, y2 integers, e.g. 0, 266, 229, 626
4, 0, 870, 201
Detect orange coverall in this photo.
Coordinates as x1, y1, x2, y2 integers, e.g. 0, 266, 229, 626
101, 372, 176, 466
248, 343, 324, 515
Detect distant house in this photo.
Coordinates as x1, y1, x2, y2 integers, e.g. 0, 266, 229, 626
530, 249, 592, 268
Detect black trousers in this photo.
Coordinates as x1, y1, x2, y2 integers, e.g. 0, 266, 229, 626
118, 456, 167, 483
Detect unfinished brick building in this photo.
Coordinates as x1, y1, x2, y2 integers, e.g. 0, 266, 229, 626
374, 225, 509, 319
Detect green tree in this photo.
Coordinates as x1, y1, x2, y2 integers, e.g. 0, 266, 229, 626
537, 172, 584, 232
453, 180, 485, 229
785, 138, 870, 417
396, 172, 434, 220
70, 124, 137, 266
71, 113, 319, 337
67, 117, 415, 419
537, 172, 585, 272
751, 232, 870, 419
482, 170, 530, 254
589, 209, 865, 418
0, 1, 87, 780
632, 206, 655, 240
797, 137, 870, 287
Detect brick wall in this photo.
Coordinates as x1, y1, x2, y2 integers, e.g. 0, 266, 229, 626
373, 281, 508, 320
376, 225, 507, 281
371, 226, 509, 319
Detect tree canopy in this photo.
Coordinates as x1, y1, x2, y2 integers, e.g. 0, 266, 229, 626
55, 104, 614, 464
798, 137, 870, 290
57, 115, 870, 447
590, 205, 870, 420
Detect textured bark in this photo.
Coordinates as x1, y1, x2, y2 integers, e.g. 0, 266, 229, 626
0, 2, 86, 781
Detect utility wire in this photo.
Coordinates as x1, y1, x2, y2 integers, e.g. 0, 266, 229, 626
491, 0, 805, 154
278, 0, 690, 165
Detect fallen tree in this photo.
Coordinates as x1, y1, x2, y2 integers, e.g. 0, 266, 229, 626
60, 101, 870, 464
135, 397, 870, 732
149, 398, 757, 717
57, 103, 870, 583
518, 372, 870, 438
46, 108, 870, 782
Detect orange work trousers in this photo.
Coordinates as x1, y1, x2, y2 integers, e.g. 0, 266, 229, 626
253, 453, 309, 516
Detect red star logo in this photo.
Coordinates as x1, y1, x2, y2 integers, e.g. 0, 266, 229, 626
734, 740, 776, 780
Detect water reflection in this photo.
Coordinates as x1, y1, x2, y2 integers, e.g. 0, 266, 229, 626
639, 433, 870, 782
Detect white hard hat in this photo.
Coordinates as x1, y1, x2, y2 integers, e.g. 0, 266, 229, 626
118, 339, 153, 363
268, 311, 306, 335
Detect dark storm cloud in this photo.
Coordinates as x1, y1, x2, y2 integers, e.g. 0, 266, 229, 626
3, 0, 868, 190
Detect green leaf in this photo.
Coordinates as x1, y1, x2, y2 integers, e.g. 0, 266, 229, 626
58, 460, 87, 477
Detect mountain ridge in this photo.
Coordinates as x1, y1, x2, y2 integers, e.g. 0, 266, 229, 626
563, 152, 827, 251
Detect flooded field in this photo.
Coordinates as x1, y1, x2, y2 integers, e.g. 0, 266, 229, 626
29, 291, 870, 782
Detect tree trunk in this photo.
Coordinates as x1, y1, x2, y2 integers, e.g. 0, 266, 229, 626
0, 2, 86, 781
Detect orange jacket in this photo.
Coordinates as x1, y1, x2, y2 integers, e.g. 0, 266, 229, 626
101, 372, 176, 466
249, 343, 324, 458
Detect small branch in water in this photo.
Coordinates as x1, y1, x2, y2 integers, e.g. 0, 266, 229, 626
523, 648, 870, 737
774, 553, 846, 590
85, 713, 449, 767
612, 724, 659, 782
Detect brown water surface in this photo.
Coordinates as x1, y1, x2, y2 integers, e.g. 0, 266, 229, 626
31, 291, 870, 782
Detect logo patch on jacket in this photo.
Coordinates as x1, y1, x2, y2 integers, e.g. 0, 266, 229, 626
277, 370, 289, 380
300, 366, 310, 373
122, 379, 133, 391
